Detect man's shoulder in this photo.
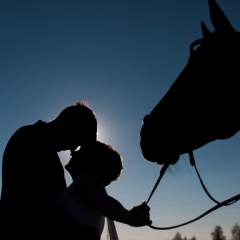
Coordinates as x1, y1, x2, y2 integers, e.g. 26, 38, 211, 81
8, 120, 47, 143
17, 120, 46, 132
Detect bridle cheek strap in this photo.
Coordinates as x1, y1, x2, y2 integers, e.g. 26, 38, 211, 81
146, 151, 240, 230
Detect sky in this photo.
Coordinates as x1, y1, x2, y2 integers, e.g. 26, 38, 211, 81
1, 0, 240, 240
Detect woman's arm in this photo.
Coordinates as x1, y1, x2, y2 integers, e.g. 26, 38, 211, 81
72, 174, 151, 226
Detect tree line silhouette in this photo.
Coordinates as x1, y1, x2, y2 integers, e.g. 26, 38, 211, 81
172, 223, 240, 240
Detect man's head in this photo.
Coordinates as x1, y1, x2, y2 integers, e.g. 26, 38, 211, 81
49, 101, 97, 152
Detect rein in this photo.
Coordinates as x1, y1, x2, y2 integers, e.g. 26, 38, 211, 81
146, 151, 240, 230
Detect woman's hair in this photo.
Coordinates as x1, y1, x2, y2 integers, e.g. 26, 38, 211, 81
66, 141, 123, 186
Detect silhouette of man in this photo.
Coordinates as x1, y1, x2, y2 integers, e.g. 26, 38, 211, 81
0, 101, 97, 240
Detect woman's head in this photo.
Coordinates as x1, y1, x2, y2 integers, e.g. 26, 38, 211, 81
66, 141, 123, 186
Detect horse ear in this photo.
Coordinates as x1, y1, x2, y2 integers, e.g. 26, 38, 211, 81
208, 0, 235, 32
201, 21, 211, 38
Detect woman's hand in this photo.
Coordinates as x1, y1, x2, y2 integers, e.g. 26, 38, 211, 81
128, 201, 152, 227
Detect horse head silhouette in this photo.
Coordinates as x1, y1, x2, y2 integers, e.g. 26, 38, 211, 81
140, 0, 240, 165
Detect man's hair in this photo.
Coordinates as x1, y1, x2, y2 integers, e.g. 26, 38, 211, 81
56, 101, 97, 140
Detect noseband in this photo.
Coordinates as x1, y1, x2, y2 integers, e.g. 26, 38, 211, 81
189, 38, 206, 53
146, 151, 240, 230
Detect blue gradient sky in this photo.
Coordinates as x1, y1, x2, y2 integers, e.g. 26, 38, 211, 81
1, 1, 240, 240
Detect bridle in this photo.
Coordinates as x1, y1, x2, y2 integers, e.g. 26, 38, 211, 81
144, 36, 240, 229
146, 151, 240, 230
